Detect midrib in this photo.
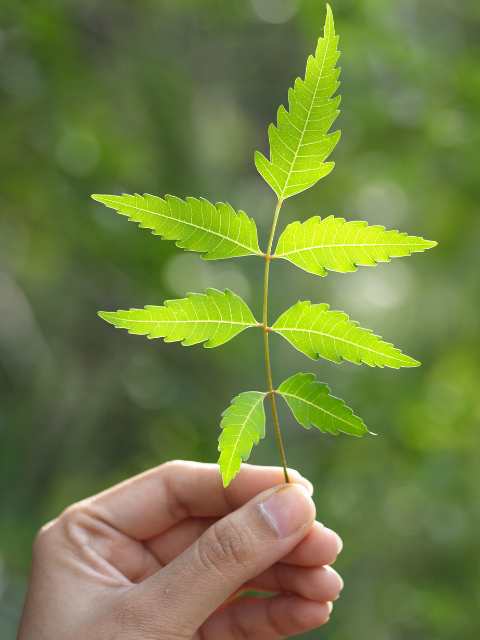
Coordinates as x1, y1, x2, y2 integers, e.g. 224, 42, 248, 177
280, 32, 331, 200
127, 202, 259, 254
280, 391, 358, 427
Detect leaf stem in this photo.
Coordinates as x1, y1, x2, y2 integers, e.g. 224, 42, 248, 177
263, 198, 290, 483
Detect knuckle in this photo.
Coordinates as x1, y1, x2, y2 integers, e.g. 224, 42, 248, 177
198, 519, 254, 574
160, 459, 185, 471
160, 459, 201, 475
32, 502, 85, 556
58, 503, 80, 522
52, 504, 95, 550
32, 523, 53, 555
56, 504, 83, 534
32, 512, 67, 555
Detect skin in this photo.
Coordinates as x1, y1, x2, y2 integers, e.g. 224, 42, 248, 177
17, 461, 344, 640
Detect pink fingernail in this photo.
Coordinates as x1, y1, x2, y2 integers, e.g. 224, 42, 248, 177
326, 565, 344, 591
258, 484, 313, 539
304, 479, 314, 496
335, 532, 343, 553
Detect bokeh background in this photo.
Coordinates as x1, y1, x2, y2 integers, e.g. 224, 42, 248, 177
1, 0, 480, 637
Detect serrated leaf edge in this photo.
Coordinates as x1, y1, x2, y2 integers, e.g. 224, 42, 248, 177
99, 288, 261, 348
276, 373, 372, 436
270, 301, 420, 368
218, 391, 268, 487
273, 215, 438, 276
92, 193, 264, 259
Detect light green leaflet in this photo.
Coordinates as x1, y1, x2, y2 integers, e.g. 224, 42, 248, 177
92, 193, 262, 259
272, 301, 419, 368
278, 372, 368, 436
255, 4, 340, 199
99, 288, 259, 348
274, 216, 437, 276
218, 392, 267, 487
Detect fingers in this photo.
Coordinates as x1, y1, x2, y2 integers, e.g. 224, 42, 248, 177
201, 595, 332, 640
136, 483, 316, 637
145, 519, 343, 603
280, 522, 342, 566
146, 518, 341, 569
78, 461, 312, 540
246, 563, 343, 602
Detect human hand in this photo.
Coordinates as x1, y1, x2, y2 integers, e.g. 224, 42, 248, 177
17, 461, 343, 640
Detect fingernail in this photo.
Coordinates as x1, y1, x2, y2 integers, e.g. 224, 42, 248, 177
324, 527, 343, 554
335, 532, 343, 553
286, 469, 313, 496
326, 565, 344, 591
303, 479, 314, 496
258, 484, 313, 539
327, 601, 333, 614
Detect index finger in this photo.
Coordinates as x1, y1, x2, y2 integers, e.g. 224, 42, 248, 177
76, 461, 312, 540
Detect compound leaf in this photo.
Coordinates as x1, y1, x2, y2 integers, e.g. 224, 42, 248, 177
278, 372, 368, 436
99, 288, 259, 348
218, 391, 267, 487
255, 4, 340, 199
271, 301, 419, 368
274, 216, 437, 276
92, 193, 262, 259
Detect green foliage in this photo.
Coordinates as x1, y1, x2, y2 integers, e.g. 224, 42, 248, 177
254, 4, 340, 199
278, 373, 368, 436
94, 4, 432, 487
218, 392, 267, 486
99, 288, 258, 348
272, 302, 419, 368
92, 193, 262, 259
274, 216, 437, 276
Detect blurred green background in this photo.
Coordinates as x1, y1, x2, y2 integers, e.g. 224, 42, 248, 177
1, 0, 480, 637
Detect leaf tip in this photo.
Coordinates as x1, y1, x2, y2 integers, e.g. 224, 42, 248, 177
404, 356, 421, 367
91, 194, 124, 209
325, 3, 335, 32
98, 310, 117, 325
221, 472, 232, 488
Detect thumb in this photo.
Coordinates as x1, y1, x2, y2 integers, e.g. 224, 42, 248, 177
136, 482, 315, 637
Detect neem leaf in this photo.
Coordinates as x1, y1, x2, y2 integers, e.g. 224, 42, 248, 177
255, 4, 340, 199
99, 288, 259, 348
274, 216, 437, 276
271, 301, 419, 368
218, 391, 267, 487
92, 193, 262, 259
278, 372, 369, 436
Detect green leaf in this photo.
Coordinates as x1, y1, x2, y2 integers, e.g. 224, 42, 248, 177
99, 288, 259, 348
278, 372, 369, 436
218, 391, 267, 487
92, 193, 262, 259
271, 301, 419, 368
274, 216, 437, 276
255, 4, 340, 199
